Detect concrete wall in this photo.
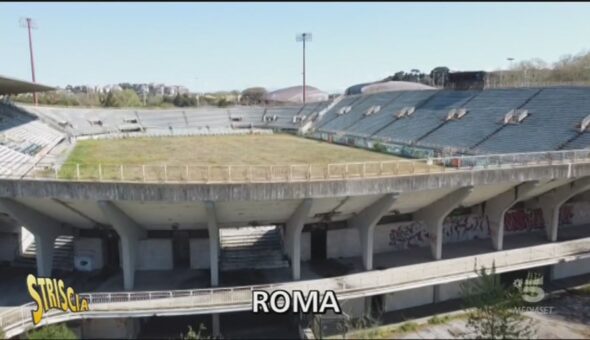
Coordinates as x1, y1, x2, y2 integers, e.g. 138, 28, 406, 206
339, 297, 367, 318
436, 279, 476, 302
0, 232, 17, 263
136, 239, 173, 271
74, 237, 104, 271
384, 286, 434, 312
3, 162, 588, 202
81, 318, 140, 339
327, 228, 360, 259
327, 214, 490, 259
301, 231, 311, 261
551, 257, 590, 280
190, 238, 210, 269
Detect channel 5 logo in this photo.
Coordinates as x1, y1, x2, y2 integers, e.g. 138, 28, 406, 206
26, 274, 90, 325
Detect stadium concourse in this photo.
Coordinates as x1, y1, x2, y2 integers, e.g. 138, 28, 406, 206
1, 84, 590, 338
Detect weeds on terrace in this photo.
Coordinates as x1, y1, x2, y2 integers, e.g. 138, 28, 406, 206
180, 323, 212, 340
398, 321, 419, 333
428, 314, 452, 325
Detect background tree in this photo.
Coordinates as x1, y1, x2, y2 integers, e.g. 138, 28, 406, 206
460, 264, 535, 339
100, 89, 142, 107
26, 324, 77, 340
240, 87, 267, 105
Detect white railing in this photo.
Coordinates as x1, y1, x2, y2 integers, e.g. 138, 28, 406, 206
6, 148, 590, 184
2, 237, 590, 337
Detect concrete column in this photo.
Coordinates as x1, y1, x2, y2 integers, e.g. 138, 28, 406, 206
0, 198, 71, 277
211, 313, 220, 337
433, 285, 441, 303
285, 199, 313, 280
98, 201, 146, 291
414, 187, 473, 260
206, 201, 219, 287
538, 177, 590, 242
348, 194, 398, 271
485, 181, 538, 250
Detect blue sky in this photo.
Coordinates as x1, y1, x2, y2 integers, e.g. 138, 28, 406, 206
2, 2, 590, 93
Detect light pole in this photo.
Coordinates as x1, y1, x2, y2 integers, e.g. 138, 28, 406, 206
296, 33, 312, 104
506, 57, 515, 87
20, 17, 38, 105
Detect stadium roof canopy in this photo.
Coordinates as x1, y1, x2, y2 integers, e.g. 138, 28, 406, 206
0, 74, 55, 95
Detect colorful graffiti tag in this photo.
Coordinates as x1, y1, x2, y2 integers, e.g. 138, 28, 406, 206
387, 204, 579, 250
504, 205, 574, 234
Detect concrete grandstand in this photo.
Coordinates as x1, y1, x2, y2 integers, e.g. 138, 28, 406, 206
0, 84, 590, 338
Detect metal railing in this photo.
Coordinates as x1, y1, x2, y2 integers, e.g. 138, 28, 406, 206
7, 149, 590, 184
1, 236, 590, 337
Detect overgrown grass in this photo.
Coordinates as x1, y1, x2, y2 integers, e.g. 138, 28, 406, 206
57, 134, 419, 181
428, 314, 452, 325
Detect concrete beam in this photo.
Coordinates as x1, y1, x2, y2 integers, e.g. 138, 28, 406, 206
486, 181, 538, 250
538, 177, 590, 242
97, 201, 146, 291
285, 199, 313, 280
0, 198, 71, 277
206, 201, 219, 287
414, 187, 473, 260
348, 194, 398, 270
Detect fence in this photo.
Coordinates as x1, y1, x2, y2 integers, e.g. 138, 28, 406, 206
1, 236, 589, 338
10, 148, 590, 184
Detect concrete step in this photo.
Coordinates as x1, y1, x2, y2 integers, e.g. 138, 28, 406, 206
221, 246, 283, 256
220, 234, 280, 241
222, 251, 286, 260
221, 259, 289, 271
222, 243, 282, 252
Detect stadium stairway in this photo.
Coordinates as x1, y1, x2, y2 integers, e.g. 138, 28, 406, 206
219, 226, 289, 271
12, 235, 74, 272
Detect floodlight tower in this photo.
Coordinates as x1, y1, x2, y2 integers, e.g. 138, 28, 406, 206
20, 17, 38, 105
506, 57, 515, 87
296, 33, 312, 104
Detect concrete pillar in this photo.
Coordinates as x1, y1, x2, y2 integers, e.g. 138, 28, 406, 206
0, 198, 72, 277
433, 285, 441, 303
348, 194, 398, 270
485, 181, 538, 250
211, 313, 220, 337
206, 201, 219, 287
414, 187, 473, 260
98, 201, 146, 291
538, 177, 590, 242
285, 199, 313, 280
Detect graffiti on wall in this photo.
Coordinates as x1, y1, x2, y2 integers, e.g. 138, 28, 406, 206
388, 221, 429, 250
387, 203, 581, 250
387, 214, 490, 250
504, 205, 574, 234
443, 215, 490, 243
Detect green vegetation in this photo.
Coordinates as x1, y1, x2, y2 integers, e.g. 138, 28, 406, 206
461, 265, 535, 339
239, 87, 267, 105
180, 324, 211, 340
26, 324, 77, 339
0, 327, 5, 340
99, 89, 142, 107
428, 314, 452, 325
398, 321, 419, 333
372, 142, 388, 154
52, 134, 440, 181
